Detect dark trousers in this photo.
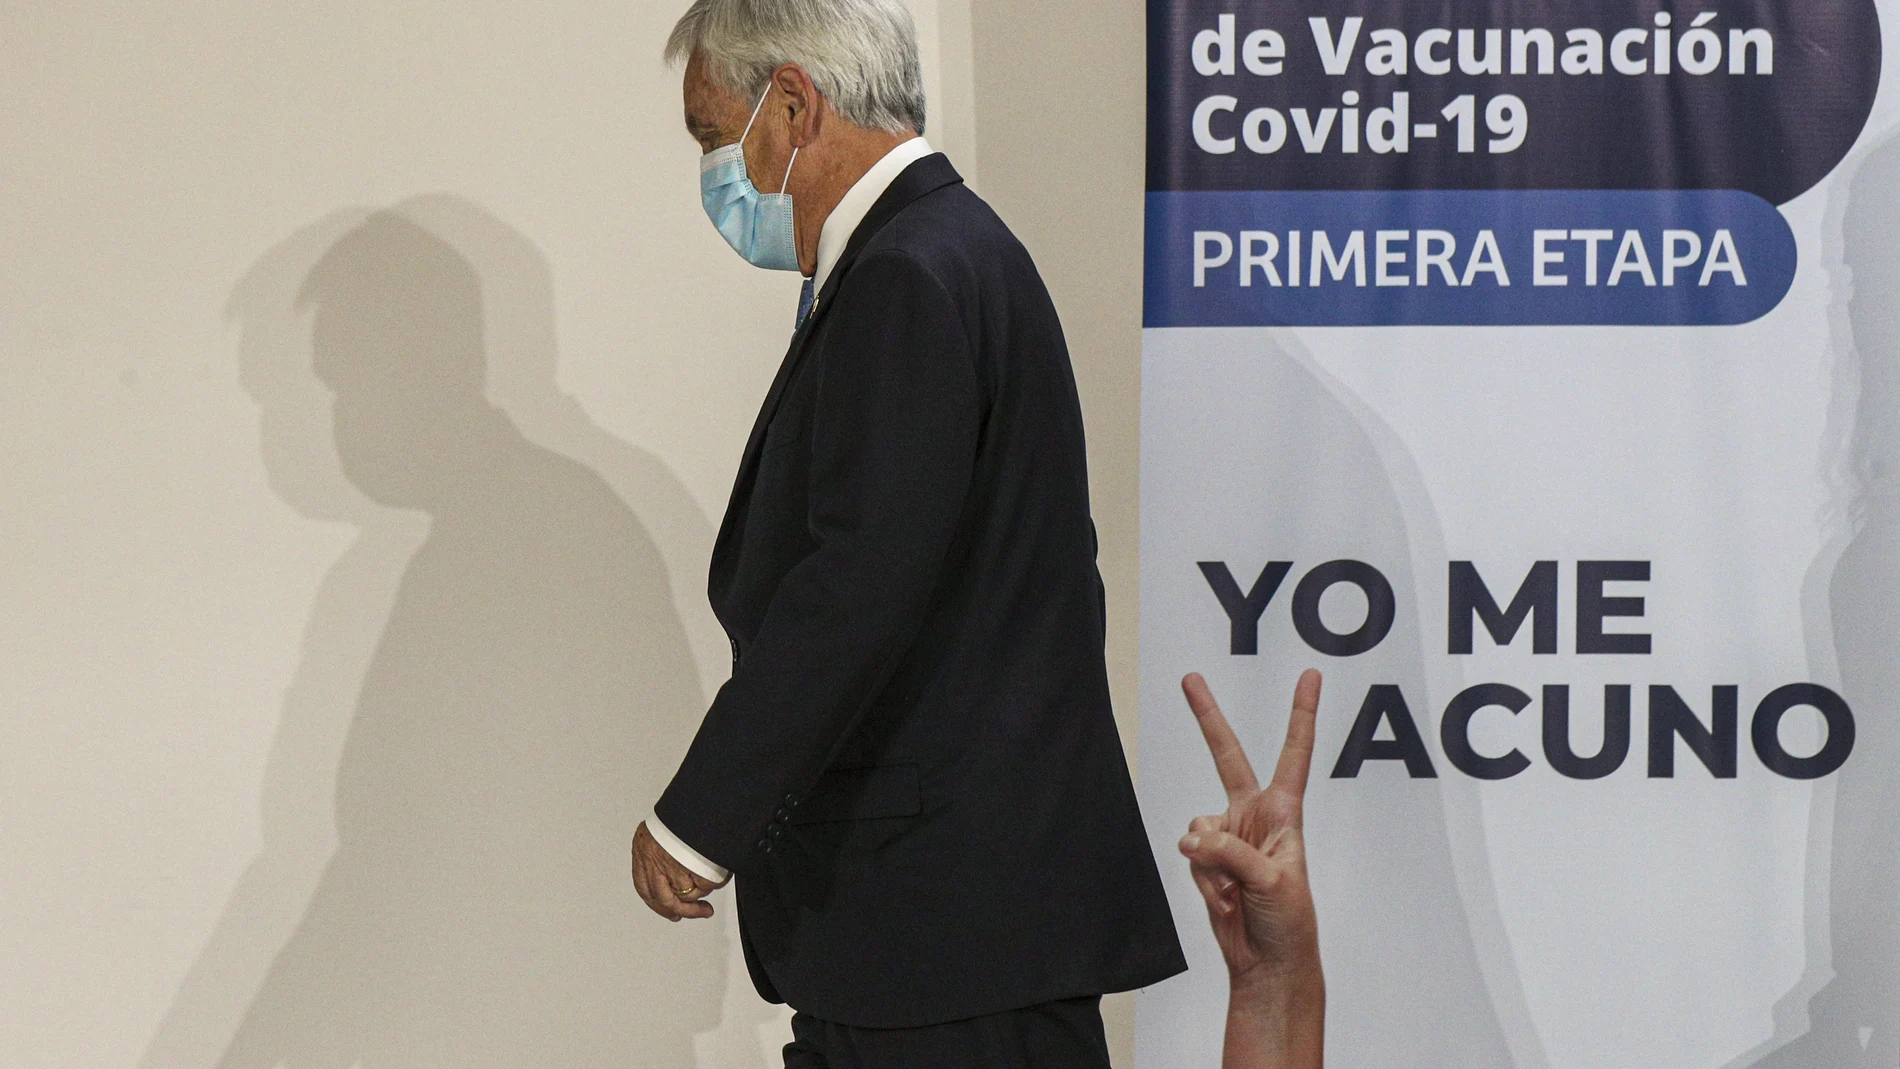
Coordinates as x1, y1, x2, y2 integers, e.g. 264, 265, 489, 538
782, 995, 1111, 1069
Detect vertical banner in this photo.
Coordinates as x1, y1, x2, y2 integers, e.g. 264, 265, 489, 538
1136, 3, 1896, 1067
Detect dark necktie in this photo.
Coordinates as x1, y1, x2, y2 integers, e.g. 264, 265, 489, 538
795, 276, 816, 330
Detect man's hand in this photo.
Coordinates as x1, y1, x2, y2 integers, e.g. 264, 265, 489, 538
1179, 669, 1325, 1069
631, 821, 727, 922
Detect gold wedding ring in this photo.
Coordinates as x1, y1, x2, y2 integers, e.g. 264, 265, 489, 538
674, 884, 699, 899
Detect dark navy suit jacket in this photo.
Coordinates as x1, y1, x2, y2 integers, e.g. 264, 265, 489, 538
655, 152, 1186, 1028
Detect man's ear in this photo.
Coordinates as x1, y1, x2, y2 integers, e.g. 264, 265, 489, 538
772, 63, 824, 148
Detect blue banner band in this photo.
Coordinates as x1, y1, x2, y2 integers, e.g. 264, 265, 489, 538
1143, 189, 1797, 327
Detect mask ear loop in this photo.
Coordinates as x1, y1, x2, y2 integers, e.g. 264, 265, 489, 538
777, 147, 799, 194
740, 83, 798, 194
738, 83, 771, 145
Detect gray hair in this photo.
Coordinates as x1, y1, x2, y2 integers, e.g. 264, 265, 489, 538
665, 0, 926, 136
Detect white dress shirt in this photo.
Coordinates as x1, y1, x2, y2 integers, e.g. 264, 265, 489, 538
811, 134, 935, 297
649, 134, 939, 886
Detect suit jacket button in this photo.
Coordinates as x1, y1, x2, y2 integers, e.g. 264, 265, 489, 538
769, 824, 784, 838
783, 793, 798, 807
774, 807, 790, 822
756, 838, 771, 852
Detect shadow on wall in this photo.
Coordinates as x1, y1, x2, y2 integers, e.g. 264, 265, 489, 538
139, 201, 757, 1068
1737, 127, 1900, 1069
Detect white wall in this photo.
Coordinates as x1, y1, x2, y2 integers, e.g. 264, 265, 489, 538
1, 1, 1160, 1066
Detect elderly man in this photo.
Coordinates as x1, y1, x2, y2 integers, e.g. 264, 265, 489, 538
627, 0, 1185, 1065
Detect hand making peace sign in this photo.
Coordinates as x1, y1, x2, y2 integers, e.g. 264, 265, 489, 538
1178, 669, 1326, 1069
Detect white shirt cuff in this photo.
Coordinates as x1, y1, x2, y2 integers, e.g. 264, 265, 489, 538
646, 812, 730, 884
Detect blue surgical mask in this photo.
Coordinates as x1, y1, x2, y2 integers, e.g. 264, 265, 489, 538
700, 85, 801, 271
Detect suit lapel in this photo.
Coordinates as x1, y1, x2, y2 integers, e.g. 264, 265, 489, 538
709, 153, 966, 596
707, 300, 825, 597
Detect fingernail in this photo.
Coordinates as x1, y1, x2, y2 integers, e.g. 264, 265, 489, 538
1180, 834, 1200, 851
